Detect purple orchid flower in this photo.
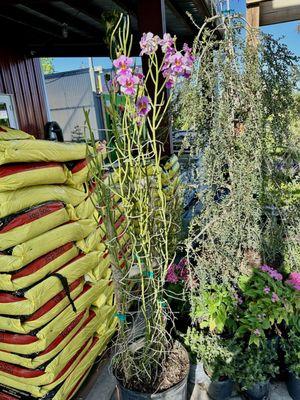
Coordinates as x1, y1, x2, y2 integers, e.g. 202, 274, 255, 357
117, 73, 139, 96
140, 32, 160, 56
113, 55, 133, 75
136, 96, 151, 117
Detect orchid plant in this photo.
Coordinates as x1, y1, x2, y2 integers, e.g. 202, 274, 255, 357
85, 15, 192, 392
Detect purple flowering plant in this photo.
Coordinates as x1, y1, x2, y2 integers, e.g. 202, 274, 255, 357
107, 24, 194, 132
236, 266, 296, 346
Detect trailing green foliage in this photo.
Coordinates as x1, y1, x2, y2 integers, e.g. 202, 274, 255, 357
179, 15, 299, 388
183, 22, 264, 287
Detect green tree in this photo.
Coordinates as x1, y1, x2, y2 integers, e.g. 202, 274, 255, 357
40, 58, 54, 74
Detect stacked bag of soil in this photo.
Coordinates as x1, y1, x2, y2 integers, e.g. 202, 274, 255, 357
0, 126, 118, 400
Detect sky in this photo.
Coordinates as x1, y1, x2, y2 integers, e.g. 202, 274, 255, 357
52, 0, 299, 73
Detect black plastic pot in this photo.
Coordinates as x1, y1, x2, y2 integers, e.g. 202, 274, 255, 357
207, 378, 234, 400
117, 375, 188, 400
244, 381, 270, 400
287, 371, 300, 400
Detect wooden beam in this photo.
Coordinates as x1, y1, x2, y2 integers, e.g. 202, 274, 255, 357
260, 0, 300, 26
246, 4, 260, 28
192, 0, 211, 17
112, 0, 137, 15
246, 0, 266, 4
247, 0, 300, 26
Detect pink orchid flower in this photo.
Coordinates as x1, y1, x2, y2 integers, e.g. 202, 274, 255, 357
113, 55, 133, 75
159, 33, 175, 54
140, 32, 160, 56
117, 74, 139, 96
136, 96, 151, 117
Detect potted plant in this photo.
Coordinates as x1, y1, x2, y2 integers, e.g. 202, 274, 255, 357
184, 281, 241, 387
232, 339, 279, 400
282, 327, 300, 400
185, 329, 237, 399
236, 266, 294, 346
85, 14, 194, 399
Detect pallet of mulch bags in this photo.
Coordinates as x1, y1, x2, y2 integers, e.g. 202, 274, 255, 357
0, 328, 116, 400
0, 126, 120, 400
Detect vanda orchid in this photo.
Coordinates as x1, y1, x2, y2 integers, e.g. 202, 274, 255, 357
109, 28, 194, 127
86, 15, 192, 395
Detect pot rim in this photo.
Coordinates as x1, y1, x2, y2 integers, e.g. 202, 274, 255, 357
288, 370, 300, 380
114, 341, 190, 396
116, 373, 188, 396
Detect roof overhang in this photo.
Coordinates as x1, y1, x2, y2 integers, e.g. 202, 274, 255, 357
0, 0, 219, 57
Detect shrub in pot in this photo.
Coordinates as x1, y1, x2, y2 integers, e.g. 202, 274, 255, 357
282, 325, 300, 400
231, 339, 279, 400
236, 266, 296, 346
185, 329, 237, 400
86, 14, 194, 400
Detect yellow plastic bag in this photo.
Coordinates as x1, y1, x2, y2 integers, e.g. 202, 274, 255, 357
0, 140, 90, 165
75, 192, 97, 220
0, 243, 79, 292
0, 325, 117, 399
0, 305, 111, 362
0, 219, 96, 272
0, 283, 114, 367
85, 251, 110, 283
51, 326, 116, 400
76, 213, 126, 253
66, 144, 107, 187
0, 162, 69, 192
0, 251, 101, 316
0, 202, 77, 251
0, 278, 110, 335
0, 324, 115, 397
92, 282, 114, 309
0, 279, 84, 334
0, 185, 87, 219
0, 125, 35, 140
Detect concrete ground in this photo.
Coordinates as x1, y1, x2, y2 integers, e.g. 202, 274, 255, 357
80, 361, 293, 400
189, 381, 293, 400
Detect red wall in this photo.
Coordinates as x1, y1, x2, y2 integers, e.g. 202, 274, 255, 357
0, 51, 48, 138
